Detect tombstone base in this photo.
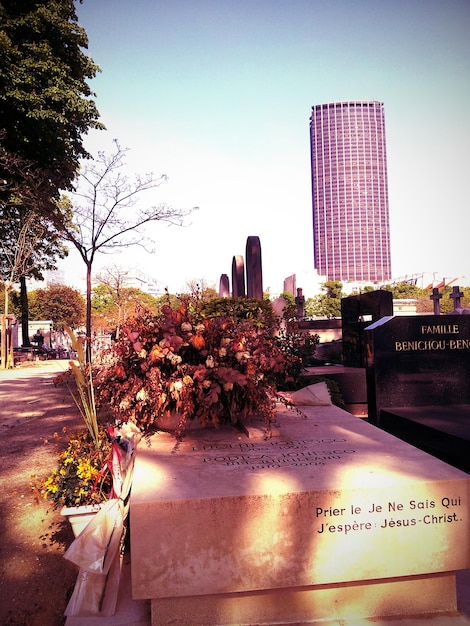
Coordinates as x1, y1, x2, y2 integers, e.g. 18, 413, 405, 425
150, 572, 457, 625
131, 406, 469, 626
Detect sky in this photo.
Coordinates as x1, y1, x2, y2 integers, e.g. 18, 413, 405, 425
58, 0, 470, 295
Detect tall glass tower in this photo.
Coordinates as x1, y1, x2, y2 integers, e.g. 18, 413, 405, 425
310, 101, 391, 283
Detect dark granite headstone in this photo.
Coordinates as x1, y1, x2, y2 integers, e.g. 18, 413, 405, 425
341, 290, 393, 367
231, 255, 245, 298
364, 315, 470, 470
245, 236, 263, 299
219, 274, 230, 298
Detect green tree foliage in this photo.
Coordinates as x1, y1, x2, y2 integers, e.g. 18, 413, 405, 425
382, 281, 470, 314
0, 1, 102, 352
0, 0, 103, 201
0, 205, 68, 301
91, 283, 159, 333
29, 284, 85, 329
305, 281, 345, 318
0, 283, 19, 316
278, 290, 298, 321
383, 281, 422, 299
154, 291, 181, 313
199, 296, 278, 328
91, 283, 116, 316
460, 286, 470, 309
279, 291, 295, 306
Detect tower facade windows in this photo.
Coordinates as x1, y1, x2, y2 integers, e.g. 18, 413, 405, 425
310, 101, 392, 283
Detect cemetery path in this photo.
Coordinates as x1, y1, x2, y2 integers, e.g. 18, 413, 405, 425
0, 360, 81, 626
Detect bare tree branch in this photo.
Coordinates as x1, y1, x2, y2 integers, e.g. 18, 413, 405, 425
63, 139, 197, 352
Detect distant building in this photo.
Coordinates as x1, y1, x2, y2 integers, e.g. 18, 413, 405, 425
283, 274, 296, 296
393, 299, 418, 315
123, 268, 166, 297
282, 269, 325, 298
310, 101, 392, 282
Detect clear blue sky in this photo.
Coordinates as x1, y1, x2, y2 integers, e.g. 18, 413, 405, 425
62, 0, 470, 294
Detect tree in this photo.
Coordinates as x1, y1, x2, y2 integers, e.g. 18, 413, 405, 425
28, 284, 85, 330
60, 140, 196, 355
1, 198, 69, 348
305, 281, 345, 319
0, 1, 103, 203
0, 1, 103, 352
382, 281, 423, 299
184, 278, 219, 301
278, 290, 297, 320
0, 211, 48, 366
92, 265, 159, 335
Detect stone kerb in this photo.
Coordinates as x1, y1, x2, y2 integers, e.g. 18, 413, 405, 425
130, 406, 469, 624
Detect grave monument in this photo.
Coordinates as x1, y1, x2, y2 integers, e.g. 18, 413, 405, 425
222, 237, 263, 300
130, 404, 470, 625
364, 302, 470, 472
219, 274, 230, 298
245, 235, 263, 299
231, 255, 245, 298
341, 290, 393, 367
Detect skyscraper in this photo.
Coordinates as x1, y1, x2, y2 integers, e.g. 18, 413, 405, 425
309, 101, 391, 283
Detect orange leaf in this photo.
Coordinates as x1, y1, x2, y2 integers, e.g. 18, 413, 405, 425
191, 334, 205, 350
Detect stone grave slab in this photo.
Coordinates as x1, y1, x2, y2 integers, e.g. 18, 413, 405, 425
130, 405, 470, 625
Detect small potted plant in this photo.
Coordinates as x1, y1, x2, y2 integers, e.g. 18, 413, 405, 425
37, 427, 113, 536
33, 328, 139, 537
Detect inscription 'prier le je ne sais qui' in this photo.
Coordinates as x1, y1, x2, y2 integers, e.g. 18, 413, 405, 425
315, 496, 465, 535
395, 323, 470, 352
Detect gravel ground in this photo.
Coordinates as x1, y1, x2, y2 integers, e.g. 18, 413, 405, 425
0, 360, 82, 626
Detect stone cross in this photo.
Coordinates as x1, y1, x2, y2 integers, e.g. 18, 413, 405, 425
245, 236, 263, 299
430, 288, 442, 315
450, 285, 464, 311
219, 274, 230, 298
231, 255, 246, 298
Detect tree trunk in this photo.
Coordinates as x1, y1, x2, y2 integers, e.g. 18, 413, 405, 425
20, 276, 31, 347
1, 285, 10, 368
86, 261, 92, 362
